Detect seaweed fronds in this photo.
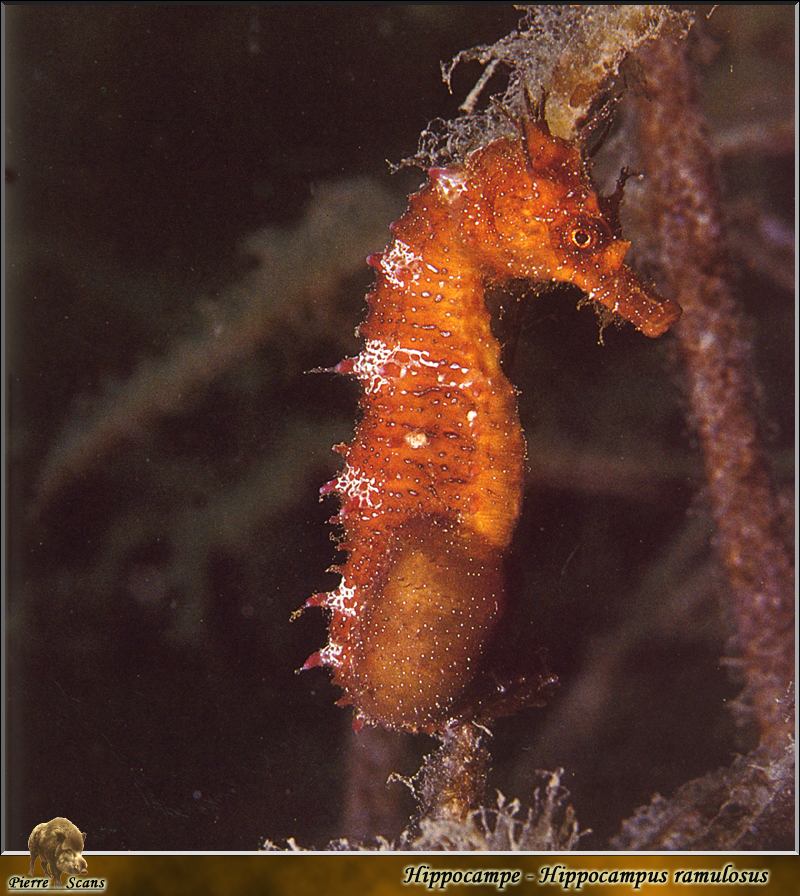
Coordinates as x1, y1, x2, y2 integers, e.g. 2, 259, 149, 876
400, 773, 583, 852
400, 4, 690, 169
34, 178, 401, 512
263, 769, 582, 852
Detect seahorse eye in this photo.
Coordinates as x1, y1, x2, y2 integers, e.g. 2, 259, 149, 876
571, 228, 593, 249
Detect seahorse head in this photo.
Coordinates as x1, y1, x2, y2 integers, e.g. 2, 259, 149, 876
457, 119, 681, 337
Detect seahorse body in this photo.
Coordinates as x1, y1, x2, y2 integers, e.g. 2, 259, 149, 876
303, 119, 680, 732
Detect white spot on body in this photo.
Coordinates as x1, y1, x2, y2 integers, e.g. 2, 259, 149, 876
319, 641, 344, 667
380, 240, 422, 288
405, 431, 429, 449
336, 464, 383, 509
353, 340, 441, 394
326, 579, 358, 616
434, 170, 467, 202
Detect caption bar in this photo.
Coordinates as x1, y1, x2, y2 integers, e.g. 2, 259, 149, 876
402, 863, 770, 891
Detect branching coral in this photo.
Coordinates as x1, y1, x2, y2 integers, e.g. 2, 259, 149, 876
612, 738, 794, 851
632, 37, 793, 746
607, 33, 794, 851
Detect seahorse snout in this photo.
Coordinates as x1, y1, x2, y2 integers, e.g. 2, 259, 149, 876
578, 264, 681, 337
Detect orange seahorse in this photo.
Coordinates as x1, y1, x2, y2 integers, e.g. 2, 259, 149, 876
300, 116, 680, 733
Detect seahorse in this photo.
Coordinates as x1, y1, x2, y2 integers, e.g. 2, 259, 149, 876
300, 116, 680, 733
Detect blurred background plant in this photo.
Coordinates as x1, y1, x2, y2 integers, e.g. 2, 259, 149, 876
6, 5, 793, 849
